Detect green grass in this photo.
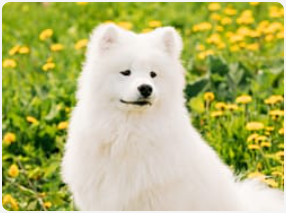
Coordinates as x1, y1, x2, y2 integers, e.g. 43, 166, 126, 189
2, 2, 284, 211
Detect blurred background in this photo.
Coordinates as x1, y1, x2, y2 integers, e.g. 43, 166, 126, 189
2, 2, 284, 211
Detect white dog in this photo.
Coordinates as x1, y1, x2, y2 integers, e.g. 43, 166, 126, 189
61, 24, 283, 211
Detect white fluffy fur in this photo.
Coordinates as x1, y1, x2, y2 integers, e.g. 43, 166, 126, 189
61, 24, 284, 211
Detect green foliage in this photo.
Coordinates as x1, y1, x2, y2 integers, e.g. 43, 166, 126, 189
185, 55, 284, 102
2, 2, 284, 211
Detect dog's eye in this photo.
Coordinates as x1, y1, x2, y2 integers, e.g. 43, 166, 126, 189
150, 71, 157, 78
120, 70, 131, 76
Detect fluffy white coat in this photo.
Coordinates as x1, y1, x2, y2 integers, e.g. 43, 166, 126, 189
61, 24, 284, 211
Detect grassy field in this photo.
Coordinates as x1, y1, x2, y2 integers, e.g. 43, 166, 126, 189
2, 2, 284, 211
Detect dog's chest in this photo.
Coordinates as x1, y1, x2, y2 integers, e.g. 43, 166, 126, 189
75, 126, 192, 210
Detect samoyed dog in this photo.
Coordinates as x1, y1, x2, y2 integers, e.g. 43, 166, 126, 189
61, 24, 283, 211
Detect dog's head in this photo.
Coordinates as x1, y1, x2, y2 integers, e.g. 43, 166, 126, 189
80, 24, 185, 113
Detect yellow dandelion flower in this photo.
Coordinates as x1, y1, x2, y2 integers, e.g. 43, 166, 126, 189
9, 45, 21, 56
142, 28, 153, 33
247, 133, 259, 143
19, 46, 30, 54
39, 192, 46, 198
237, 16, 255, 25
39, 29, 53, 41
56, 104, 62, 111
50, 44, 64, 52
192, 25, 199, 32
76, 2, 88, 5
44, 201, 52, 209
242, 10, 253, 18
221, 17, 232, 25
3, 132, 16, 145
248, 172, 265, 180
256, 162, 262, 170
205, 50, 215, 55
226, 31, 234, 38
230, 45, 240, 52
224, 8, 237, 16
208, 3, 221, 11
2, 194, 19, 211
278, 128, 284, 135
261, 142, 271, 148
236, 10, 254, 25
46, 57, 53, 63
264, 95, 283, 105
215, 102, 227, 110
2, 59, 17, 68
257, 20, 270, 31
197, 50, 215, 60
279, 8, 284, 17
148, 20, 162, 28
192, 22, 212, 32
264, 98, 274, 105
217, 41, 226, 49
207, 33, 221, 45
238, 42, 247, 48
237, 41, 246, 48
229, 34, 244, 43
211, 111, 223, 118
26, 116, 39, 124
271, 171, 283, 176
58, 121, 68, 130
249, 2, 260, 6
237, 26, 251, 36
269, 110, 284, 117
226, 104, 239, 111
200, 22, 212, 31
245, 43, 259, 51
269, 6, 284, 18
117, 22, 133, 30
248, 144, 260, 150
236, 95, 252, 104
248, 30, 261, 38
277, 31, 284, 39
265, 126, 274, 132
265, 34, 274, 42
211, 13, 221, 21
2, 194, 12, 204
42, 62, 56, 72
8, 164, 19, 178
246, 122, 264, 131
263, 179, 278, 188
215, 25, 224, 32
74, 39, 88, 50
204, 92, 215, 102
198, 52, 206, 60
276, 151, 284, 158
196, 44, 206, 51
264, 22, 283, 34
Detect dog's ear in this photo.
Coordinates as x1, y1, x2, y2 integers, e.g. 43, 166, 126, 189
97, 24, 118, 53
155, 27, 183, 59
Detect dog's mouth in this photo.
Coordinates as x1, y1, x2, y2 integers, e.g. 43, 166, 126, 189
120, 99, 152, 106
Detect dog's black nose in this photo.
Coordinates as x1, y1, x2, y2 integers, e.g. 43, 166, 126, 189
138, 84, 153, 98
